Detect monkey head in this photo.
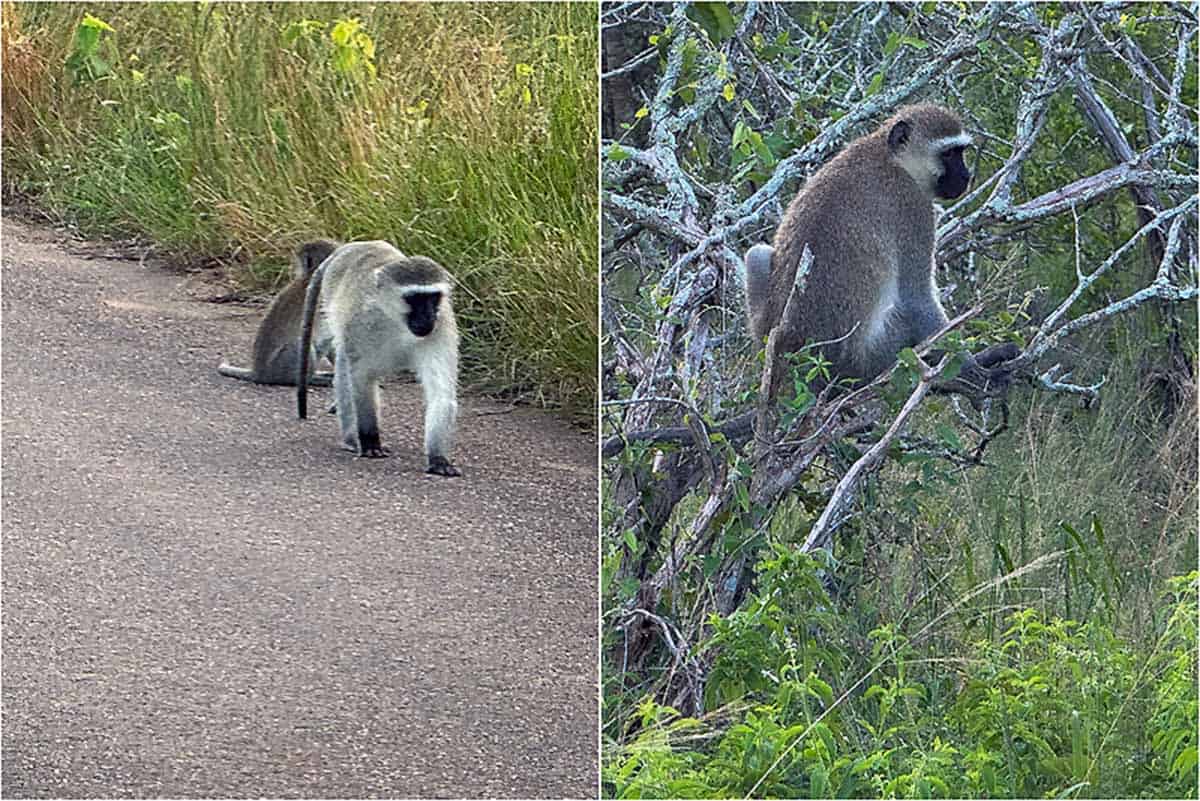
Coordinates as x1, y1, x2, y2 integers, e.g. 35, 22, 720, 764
377, 256, 452, 338
886, 103, 974, 201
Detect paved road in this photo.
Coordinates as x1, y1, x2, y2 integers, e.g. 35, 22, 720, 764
0, 216, 598, 798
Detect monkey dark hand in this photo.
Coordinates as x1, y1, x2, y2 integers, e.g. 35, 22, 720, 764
426, 456, 462, 477
975, 342, 1021, 369
357, 444, 392, 458
934, 343, 1022, 406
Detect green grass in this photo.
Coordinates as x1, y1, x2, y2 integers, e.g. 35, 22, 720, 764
2, 2, 598, 419
867, 335, 1199, 640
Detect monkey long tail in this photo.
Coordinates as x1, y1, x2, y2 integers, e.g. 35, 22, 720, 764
296, 261, 328, 420
601, 411, 754, 458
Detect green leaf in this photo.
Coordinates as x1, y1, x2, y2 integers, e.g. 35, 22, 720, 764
941, 352, 963, 381
1060, 521, 1087, 552
732, 119, 749, 148
332, 47, 356, 73
282, 19, 325, 46
808, 674, 834, 705
87, 56, 111, 79
1172, 746, 1198, 780
734, 481, 750, 512
75, 25, 101, 56
722, 83, 735, 102
995, 542, 1014, 573
623, 529, 638, 553
864, 71, 884, 97
330, 17, 360, 46
935, 423, 962, 451
809, 766, 828, 797
607, 144, 629, 162
748, 131, 774, 166
687, 2, 737, 42
897, 348, 918, 369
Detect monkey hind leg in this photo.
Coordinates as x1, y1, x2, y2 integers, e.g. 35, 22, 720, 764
743, 244, 774, 342
353, 381, 390, 458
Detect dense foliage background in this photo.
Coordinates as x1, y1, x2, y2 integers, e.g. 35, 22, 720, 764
601, 2, 1197, 797
1, 2, 598, 418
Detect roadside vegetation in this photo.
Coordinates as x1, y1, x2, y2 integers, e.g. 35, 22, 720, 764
1, 2, 598, 419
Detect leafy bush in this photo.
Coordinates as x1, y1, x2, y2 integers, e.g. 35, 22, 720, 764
605, 554, 1199, 799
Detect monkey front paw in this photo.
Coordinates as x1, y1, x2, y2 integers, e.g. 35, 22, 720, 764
976, 342, 1021, 369
344, 437, 392, 458
426, 456, 461, 477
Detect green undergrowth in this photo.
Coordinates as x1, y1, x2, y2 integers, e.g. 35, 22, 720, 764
605, 558, 1198, 799
604, 357, 1198, 798
1, 2, 597, 419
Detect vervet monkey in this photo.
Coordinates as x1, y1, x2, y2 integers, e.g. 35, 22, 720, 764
601, 104, 1017, 460
744, 103, 1014, 395
297, 241, 461, 477
218, 239, 340, 386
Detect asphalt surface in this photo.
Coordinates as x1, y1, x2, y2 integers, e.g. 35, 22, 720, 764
0, 215, 598, 798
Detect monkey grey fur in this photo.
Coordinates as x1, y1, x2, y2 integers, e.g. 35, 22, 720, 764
218, 239, 340, 386
297, 240, 460, 477
744, 103, 1012, 394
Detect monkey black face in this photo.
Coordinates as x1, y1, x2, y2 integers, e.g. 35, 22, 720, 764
404, 291, 442, 337
935, 145, 971, 200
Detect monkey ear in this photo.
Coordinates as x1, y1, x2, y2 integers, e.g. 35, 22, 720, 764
887, 120, 911, 152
